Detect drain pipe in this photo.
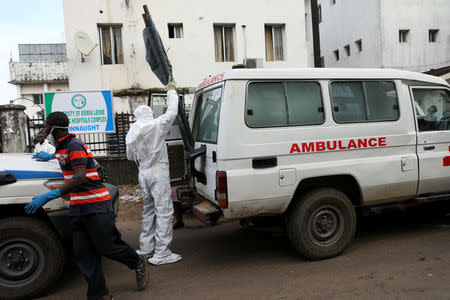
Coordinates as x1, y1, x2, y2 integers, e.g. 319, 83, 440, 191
242, 25, 247, 65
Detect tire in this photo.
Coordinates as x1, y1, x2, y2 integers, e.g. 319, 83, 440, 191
0, 217, 65, 299
287, 188, 356, 260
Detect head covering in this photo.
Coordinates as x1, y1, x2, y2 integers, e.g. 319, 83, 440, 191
134, 105, 154, 121
125, 105, 157, 162
46, 111, 69, 127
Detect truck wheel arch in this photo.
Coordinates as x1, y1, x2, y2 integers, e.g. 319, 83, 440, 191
0, 205, 61, 237
286, 175, 363, 214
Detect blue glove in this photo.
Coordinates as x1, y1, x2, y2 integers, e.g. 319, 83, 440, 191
25, 188, 62, 214
34, 152, 55, 161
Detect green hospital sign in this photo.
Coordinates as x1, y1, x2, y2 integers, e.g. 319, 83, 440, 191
45, 91, 115, 134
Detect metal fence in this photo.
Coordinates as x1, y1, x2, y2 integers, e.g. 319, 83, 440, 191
0, 122, 3, 153
26, 112, 134, 155
26, 115, 45, 153
108, 112, 134, 155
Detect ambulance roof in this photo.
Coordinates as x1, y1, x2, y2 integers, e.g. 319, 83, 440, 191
221, 68, 449, 86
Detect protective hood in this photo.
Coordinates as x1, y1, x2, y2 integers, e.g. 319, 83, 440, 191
126, 106, 157, 164
125, 91, 179, 169
134, 105, 154, 121
126, 105, 156, 145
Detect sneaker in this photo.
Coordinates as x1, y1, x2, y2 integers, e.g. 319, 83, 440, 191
135, 255, 149, 290
148, 253, 182, 265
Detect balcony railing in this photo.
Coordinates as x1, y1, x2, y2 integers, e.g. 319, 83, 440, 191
9, 61, 68, 83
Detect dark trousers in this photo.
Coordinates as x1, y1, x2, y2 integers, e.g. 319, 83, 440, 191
71, 212, 139, 300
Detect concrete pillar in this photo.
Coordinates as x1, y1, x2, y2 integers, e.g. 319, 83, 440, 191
0, 105, 28, 153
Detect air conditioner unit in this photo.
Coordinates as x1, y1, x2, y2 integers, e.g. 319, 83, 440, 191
244, 58, 263, 69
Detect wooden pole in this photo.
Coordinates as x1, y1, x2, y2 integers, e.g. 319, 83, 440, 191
142, 5, 150, 26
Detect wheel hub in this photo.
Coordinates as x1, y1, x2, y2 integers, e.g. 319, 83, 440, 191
0, 241, 40, 281
311, 208, 339, 241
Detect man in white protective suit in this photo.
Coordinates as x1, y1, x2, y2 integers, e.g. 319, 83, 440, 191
34, 131, 56, 154
126, 81, 182, 265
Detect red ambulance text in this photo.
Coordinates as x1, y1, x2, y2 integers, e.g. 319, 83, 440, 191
290, 137, 387, 154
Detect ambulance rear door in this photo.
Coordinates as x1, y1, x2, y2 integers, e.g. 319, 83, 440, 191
190, 82, 224, 202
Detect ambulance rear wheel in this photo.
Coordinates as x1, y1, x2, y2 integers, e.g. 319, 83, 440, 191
287, 188, 356, 260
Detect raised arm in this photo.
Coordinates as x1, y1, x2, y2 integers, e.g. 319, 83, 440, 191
155, 89, 179, 134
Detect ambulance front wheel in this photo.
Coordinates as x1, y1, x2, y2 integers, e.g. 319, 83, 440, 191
0, 217, 65, 299
287, 188, 356, 260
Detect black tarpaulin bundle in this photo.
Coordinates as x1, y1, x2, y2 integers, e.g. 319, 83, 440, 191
142, 7, 173, 85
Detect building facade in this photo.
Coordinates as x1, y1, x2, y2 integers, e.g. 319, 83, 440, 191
63, 0, 313, 108
9, 44, 69, 117
318, 0, 450, 72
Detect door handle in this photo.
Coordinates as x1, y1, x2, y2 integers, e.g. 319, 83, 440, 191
424, 145, 435, 151
252, 157, 277, 169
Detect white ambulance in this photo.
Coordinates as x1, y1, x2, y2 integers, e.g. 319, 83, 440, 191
188, 68, 450, 260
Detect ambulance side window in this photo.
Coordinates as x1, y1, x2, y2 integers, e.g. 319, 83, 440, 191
330, 81, 399, 123
247, 82, 287, 127
412, 88, 450, 132
246, 81, 324, 127
286, 82, 324, 125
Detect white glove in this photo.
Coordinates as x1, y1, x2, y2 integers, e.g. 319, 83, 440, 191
165, 80, 176, 91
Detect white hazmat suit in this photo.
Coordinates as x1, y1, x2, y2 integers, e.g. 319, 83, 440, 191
126, 89, 182, 265
34, 139, 55, 154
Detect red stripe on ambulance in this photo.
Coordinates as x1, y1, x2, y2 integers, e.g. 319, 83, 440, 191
290, 137, 387, 154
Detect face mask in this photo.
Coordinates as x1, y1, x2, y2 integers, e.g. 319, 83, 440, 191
47, 126, 69, 146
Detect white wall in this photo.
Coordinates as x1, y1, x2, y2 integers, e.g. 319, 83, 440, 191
318, 0, 450, 71
318, 0, 382, 68
380, 0, 450, 72
63, 0, 310, 92
15, 82, 69, 117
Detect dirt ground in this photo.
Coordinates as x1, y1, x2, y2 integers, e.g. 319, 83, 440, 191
41, 199, 450, 299
116, 185, 144, 223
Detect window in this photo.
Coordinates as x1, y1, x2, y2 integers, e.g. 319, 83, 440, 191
331, 0, 336, 5
246, 81, 324, 127
330, 81, 399, 123
355, 39, 362, 52
265, 25, 285, 61
193, 87, 222, 143
214, 25, 235, 62
168, 23, 183, 39
413, 88, 450, 131
333, 50, 339, 61
318, 5, 322, 23
32, 94, 43, 105
429, 29, 439, 43
344, 45, 350, 57
99, 25, 124, 64
399, 30, 409, 43
150, 94, 182, 140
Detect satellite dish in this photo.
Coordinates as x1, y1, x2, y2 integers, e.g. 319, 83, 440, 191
74, 32, 97, 62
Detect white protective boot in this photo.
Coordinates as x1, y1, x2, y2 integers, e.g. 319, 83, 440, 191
148, 252, 182, 265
